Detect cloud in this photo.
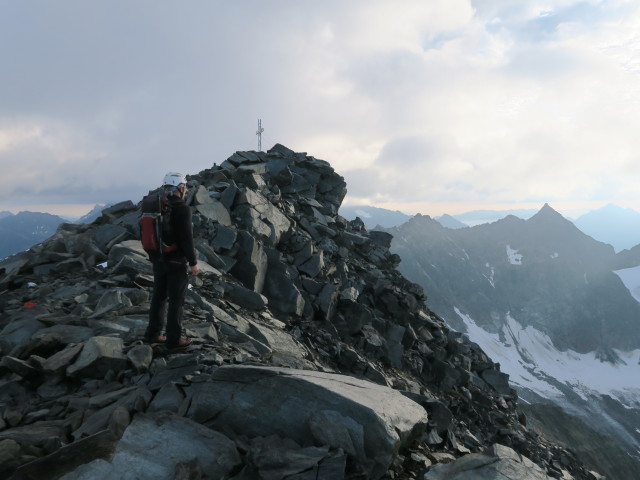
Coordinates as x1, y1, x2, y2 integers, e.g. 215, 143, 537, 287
2, 1, 640, 215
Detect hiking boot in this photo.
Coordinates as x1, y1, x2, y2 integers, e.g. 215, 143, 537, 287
144, 335, 167, 343
166, 338, 192, 349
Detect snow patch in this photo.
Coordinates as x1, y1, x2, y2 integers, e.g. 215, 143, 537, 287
506, 245, 522, 265
484, 263, 495, 288
455, 308, 640, 405
614, 265, 640, 303
354, 209, 372, 219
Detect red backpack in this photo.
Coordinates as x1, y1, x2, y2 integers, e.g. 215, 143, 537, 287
139, 192, 178, 256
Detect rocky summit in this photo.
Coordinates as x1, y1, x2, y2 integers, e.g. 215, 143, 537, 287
0, 144, 600, 480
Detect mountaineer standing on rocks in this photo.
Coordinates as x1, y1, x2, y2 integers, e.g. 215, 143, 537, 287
143, 171, 199, 349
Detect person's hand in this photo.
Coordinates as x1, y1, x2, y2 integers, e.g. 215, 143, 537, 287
191, 264, 199, 276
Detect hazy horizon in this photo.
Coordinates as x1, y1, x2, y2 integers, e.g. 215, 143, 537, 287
2, 199, 635, 224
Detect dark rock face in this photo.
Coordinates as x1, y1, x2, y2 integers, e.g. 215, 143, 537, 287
387, 207, 640, 353
0, 145, 596, 479
0, 211, 68, 260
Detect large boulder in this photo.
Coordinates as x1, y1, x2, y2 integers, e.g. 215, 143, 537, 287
66, 336, 128, 378
424, 444, 553, 480
60, 412, 241, 480
188, 366, 428, 479
229, 231, 267, 292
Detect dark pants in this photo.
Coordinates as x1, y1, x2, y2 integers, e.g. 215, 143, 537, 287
145, 260, 188, 346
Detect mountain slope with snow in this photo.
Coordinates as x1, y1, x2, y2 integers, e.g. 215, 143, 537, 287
339, 204, 411, 229
386, 204, 640, 477
0, 211, 67, 259
389, 205, 640, 352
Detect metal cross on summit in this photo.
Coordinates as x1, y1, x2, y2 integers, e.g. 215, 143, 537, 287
256, 119, 264, 152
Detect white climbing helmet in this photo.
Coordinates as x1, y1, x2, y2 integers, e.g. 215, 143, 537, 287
163, 172, 187, 187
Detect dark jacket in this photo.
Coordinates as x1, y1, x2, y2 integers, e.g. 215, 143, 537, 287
160, 195, 197, 266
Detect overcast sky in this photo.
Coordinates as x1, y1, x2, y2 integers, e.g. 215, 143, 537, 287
2, 0, 640, 218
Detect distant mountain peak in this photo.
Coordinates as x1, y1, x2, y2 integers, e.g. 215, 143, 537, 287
539, 202, 559, 215
435, 214, 468, 229
527, 203, 569, 224
339, 205, 411, 229
574, 203, 640, 252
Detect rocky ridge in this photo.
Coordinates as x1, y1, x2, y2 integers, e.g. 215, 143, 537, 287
387, 207, 640, 353
0, 144, 599, 479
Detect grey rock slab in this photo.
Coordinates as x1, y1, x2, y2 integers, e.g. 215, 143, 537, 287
0, 252, 30, 281
72, 387, 153, 440
263, 269, 305, 316
368, 230, 393, 248
188, 366, 428, 480
107, 239, 149, 265
0, 420, 67, 447
103, 200, 135, 216
246, 321, 308, 363
89, 386, 139, 409
0, 318, 45, 354
186, 288, 217, 314
247, 196, 292, 236
248, 435, 336, 480
89, 289, 134, 318
217, 323, 272, 356
66, 336, 128, 378
313, 451, 348, 480
237, 162, 268, 175
147, 364, 200, 391
317, 284, 339, 322
0, 356, 40, 378
86, 319, 132, 336
147, 383, 185, 414
114, 210, 140, 234
111, 253, 153, 277
211, 224, 237, 251
10, 429, 119, 480
30, 324, 94, 350
340, 231, 369, 246
192, 184, 215, 205
108, 406, 131, 438
299, 217, 321, 241
481, 369, 515, 397
94, 224, 130, 254
51, 283, 91, 300
194, 239, 227, 269
0, 438, 20, 464
185, 322, 218, 341
237, 205, 273, 242
309, 409, 365, 458
423, 443, 552, 480
97, 315, 147, 333
222, 282, 268, 311
61, 411, 241, 480
196, 200, 232, 226
219, 185, 238, 211
268, 143, 297, 156
237, 171, 267, 190
190, 258, 219, 276
298, 251, 324, 277
228, 150, 263, 165
229, 231, 267, 292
